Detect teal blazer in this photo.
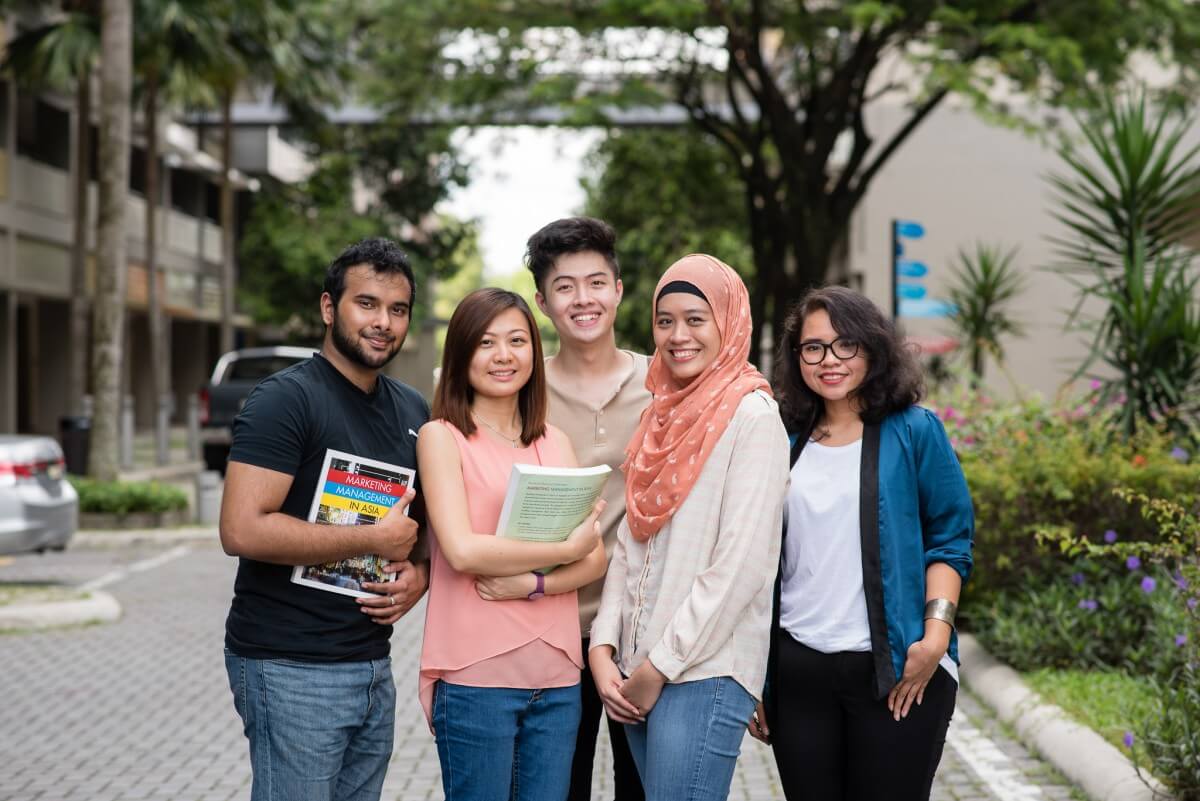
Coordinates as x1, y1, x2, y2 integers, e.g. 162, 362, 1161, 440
770, 405, 975, 700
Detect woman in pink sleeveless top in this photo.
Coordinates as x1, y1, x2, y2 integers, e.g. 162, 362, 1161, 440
417, 288, 608, 801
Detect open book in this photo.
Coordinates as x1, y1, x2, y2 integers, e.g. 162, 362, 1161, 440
495, 463, 611, 572
290, 448, 416, 599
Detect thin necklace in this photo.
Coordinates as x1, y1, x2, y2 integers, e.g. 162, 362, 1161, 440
474, 413, 521, 448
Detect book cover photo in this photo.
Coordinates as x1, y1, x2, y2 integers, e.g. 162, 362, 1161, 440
290, 448, 416, 599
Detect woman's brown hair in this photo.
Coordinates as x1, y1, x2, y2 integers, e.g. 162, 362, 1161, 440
432, 288, 548, 445
774, 285, 924, 433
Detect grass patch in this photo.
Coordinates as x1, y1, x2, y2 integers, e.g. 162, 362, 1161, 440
0, 583, 89, 607
1024, 668, 1159, 770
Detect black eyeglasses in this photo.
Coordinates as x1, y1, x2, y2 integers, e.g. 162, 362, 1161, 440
797, 338, 859, 365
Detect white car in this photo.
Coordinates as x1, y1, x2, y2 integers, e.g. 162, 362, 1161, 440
0, 436, 78, 555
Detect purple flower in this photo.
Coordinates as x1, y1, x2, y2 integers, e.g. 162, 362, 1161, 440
1104, 530, 1118, 543
1071, 572, 1085, 586
1078, 599, 1098, 611
1123, 731, 1135, 749
1174, 572, 1189, 591
1089, 379, 1102, 391
1141, 577, 1157, 594
1170, 446, 1190, 463
1188, 597, 1198, 611
1176, 634, 1188, 647
1126, 556, 1142, 571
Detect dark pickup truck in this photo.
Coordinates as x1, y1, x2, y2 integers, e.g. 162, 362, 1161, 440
199, 346, 317, 473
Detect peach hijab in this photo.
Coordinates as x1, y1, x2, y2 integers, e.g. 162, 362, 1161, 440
622, 254, 770, 541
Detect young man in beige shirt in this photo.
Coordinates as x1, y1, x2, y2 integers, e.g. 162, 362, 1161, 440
526, 217, 650, 801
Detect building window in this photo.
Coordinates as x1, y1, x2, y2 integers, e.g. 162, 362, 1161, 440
15, 93, 70, 170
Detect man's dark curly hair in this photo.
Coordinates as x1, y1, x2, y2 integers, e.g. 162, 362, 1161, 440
323, 237, 416, 305
524, 216, 619, 291
774, 285, 925, 433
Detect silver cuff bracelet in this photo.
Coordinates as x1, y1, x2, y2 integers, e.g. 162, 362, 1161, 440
924, 598, 957, 629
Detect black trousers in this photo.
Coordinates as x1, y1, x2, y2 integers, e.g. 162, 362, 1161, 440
770, 630, 956, 801
568, 638, 646, 801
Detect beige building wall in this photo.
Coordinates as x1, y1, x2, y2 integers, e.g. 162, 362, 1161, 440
845, 101, 1098, 401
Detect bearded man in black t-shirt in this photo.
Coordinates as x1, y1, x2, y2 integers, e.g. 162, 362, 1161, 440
220, 238, 430, 801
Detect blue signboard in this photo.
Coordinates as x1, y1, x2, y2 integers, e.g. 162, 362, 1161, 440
899, 299, 958, 319
891, 219, 953, 320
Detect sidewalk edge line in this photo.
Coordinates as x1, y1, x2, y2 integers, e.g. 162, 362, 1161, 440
959, 633, 1169, 801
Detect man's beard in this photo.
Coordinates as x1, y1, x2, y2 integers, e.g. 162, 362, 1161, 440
330, 311, 403, 370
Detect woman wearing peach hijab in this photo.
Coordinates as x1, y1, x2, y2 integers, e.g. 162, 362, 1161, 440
587, 254, 790, 801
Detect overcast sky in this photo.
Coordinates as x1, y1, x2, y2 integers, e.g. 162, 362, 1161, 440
441, 126, 604, 278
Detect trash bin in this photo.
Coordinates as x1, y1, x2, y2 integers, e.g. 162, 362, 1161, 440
59, 415, 92, 476
195, 470, 222, 525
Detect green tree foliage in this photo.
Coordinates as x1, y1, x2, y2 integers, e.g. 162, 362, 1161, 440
365, 0, 1200, 360
581, 128, 752, 354
240, 146, 476, 339
1049, 94, 1200, 440
238, 157, 384, 339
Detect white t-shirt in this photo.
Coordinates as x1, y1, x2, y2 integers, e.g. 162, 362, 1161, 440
780, 438, 958, 683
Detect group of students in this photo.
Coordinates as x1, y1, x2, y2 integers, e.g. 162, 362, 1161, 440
218, 216, 975, 801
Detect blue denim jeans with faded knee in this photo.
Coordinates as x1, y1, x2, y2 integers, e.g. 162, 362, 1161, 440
224, 650, 396, 801
432, 680, 582, 801
623, 676, 756, 801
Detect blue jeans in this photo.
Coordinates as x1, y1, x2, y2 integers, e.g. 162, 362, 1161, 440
624, 677, 756, 801
433, 680, 582, 801
224, 651, 396, 801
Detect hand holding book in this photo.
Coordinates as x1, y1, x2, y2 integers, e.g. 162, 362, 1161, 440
563, 498, 606, 562
494, 463, 612, 574
373, 488, 418, 562
474, 499, 606, 600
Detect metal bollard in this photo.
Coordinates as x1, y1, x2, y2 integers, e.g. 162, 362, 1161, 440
120, 394, 135, 470
156, 393, 171, 466
186, 395, 200, 461
195, 469, 222, 525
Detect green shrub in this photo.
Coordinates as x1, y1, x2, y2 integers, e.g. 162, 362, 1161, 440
997, 488, 1200, 799
928, 388, 1200, 597
69, 478, 188, 515
969, 563, 1190, 679
1135, 666, 1200, 801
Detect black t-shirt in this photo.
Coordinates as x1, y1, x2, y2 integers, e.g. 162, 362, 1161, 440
223, 353, 430, 662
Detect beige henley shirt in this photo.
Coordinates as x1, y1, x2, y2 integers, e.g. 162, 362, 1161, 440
545, 350, 652, 636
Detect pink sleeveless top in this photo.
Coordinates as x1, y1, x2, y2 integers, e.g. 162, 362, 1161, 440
418, 421, 583, 725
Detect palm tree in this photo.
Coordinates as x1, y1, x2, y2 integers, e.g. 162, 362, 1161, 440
2, 1, 100, 416
90, 0, 132, 480
945, 243, 1027, 384
203, 0, 345, 352
133, 0, 220, 462
1049, 92, 1200, 439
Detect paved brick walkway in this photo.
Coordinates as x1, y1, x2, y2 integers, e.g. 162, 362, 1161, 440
0, 539, 1080, 801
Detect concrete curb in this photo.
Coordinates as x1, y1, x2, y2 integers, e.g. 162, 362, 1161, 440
74, 526, 219, 549
959, 633, 1168, 801
0, 589, 121, 630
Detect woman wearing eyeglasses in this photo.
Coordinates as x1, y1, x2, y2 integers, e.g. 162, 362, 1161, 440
751, 286, 974, 801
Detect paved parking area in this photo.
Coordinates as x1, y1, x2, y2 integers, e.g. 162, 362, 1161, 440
0, 538, 1080, 801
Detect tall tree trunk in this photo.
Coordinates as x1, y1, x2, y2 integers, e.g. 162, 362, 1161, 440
69, 72, 91, 416
89, 0, 132, 481
144, 71, 169, 464
219, 87, 235, 353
